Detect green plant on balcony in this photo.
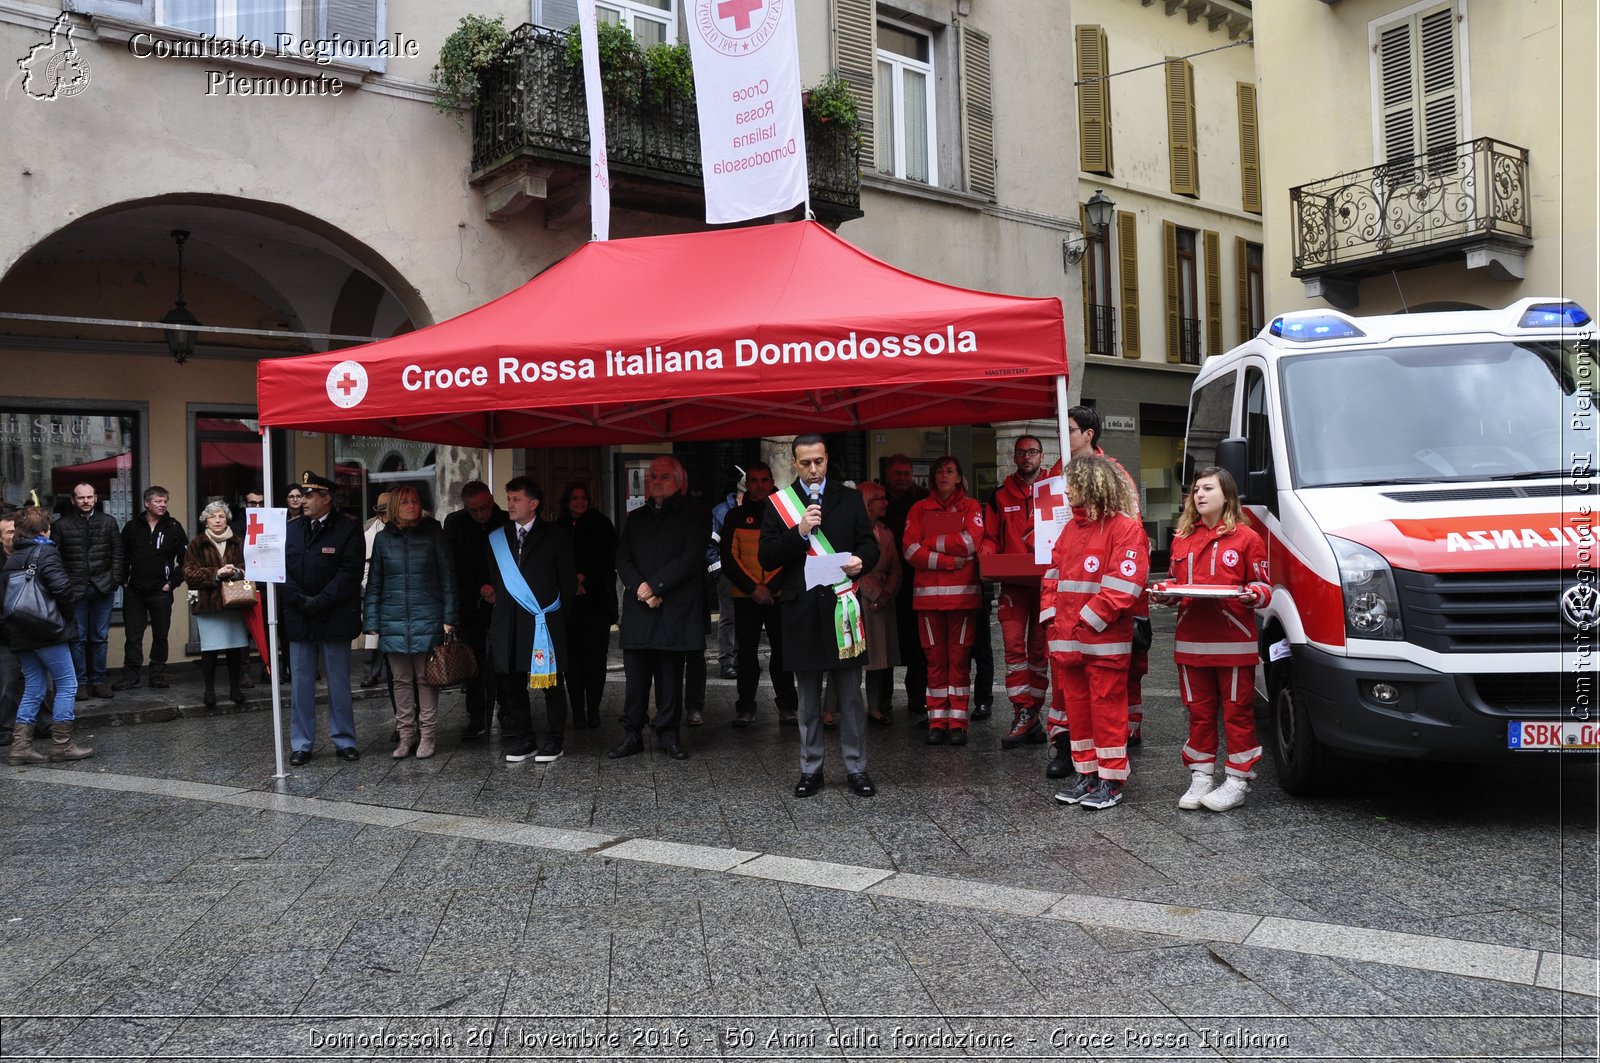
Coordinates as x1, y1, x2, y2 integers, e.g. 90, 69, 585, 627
561, 22, 692, 105
433, 14, 511, 120
803, 73, 861, 142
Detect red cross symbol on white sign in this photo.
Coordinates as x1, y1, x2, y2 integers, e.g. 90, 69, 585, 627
1034, 477, 1067, 522
246, 512, 265, 546
717, 0, 763, 31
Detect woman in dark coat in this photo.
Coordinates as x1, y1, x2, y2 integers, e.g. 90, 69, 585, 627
183, 501, 250, 708
5, 506, 91, 763
556, 481, 617, 729
362, 486, 457, 759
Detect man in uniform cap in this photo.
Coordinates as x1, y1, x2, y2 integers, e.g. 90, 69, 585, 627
282, 472, 365, 765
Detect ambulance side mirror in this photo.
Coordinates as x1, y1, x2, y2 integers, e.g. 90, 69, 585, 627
1217, 437, 1250, 502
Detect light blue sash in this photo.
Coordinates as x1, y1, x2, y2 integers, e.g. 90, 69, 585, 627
490, 529, 561, 688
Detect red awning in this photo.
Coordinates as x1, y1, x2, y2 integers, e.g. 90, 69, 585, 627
256, 221, 1067, 446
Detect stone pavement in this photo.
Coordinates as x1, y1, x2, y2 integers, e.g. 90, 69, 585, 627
1, 614, 1596, 1061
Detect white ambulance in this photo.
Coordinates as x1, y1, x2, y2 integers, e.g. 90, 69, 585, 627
1186, 298, 1597, 794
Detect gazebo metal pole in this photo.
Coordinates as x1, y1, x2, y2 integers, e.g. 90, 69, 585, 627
1054, 374, 1071, 458
261, 427, 287, 780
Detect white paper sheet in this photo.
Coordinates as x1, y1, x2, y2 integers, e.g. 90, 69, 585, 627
804, 551, 850, 589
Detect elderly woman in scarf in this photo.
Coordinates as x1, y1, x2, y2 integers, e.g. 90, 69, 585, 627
184, 500, 250, 707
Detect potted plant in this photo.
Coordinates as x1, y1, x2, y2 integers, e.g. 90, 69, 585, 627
432, 14, 511, 121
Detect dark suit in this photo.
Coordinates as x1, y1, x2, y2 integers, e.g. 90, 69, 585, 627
759, 478, 879, 774
615, 494, 705, 738
283, 511, 365, 753
443, 503, 507, 731
487, 519, 577, 750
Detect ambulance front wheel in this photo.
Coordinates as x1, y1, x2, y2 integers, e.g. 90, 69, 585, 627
1269, 656, 1331, 796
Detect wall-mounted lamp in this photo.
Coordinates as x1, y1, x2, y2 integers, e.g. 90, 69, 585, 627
160, 229, 200, 365
1062, 188, 1117, 268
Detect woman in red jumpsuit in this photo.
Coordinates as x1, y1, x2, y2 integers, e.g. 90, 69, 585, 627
1153, 466, 1271, 811
1041, 455, 1148, 809
902, 456, 984, 746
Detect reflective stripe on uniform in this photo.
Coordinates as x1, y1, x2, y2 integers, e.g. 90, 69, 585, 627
914, 584, 975, 597
1101, 575, 1142, 596
1078, 604, 1107, 632
1038, 606, 1056, 622
1078, 641, 1132, 656
1055, 579, 1100, 594
1175, 639, 1256, 656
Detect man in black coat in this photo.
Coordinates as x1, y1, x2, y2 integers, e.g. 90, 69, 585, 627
485, 476, 575, 764
282, 472, 364, 766
759, 434, 880, 799
113, 485, 187, 690
54, 481, 123, 699
879, 454, 928, 721
608, 456, 704, 761
442, 479, 507, 740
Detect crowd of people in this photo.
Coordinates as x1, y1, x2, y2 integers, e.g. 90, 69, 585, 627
1, 419, 1272, 812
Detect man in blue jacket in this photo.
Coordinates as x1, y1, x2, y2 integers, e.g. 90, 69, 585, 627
282, 472, 364, 766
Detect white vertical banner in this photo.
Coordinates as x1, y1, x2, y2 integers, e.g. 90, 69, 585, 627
687, 0, 808, 224
576, 0, 611, 241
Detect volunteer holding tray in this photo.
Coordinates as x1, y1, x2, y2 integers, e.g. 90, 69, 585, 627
1150, 467, 1273, 812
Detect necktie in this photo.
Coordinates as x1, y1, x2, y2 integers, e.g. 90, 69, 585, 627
517, 525, 528, 552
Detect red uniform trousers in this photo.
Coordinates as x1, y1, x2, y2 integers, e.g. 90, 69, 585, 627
1054, 661, 1130, 781
1046, 648, 1145, 740
997, 586, 1047, 711
918, 611, 975, 730
1179, 664, 1262, 779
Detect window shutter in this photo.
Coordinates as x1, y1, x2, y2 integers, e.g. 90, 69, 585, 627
1076, 25, 1112, 176
64, 0, 154, 17
1165, 58, 1197, 196
1203, 229, 1223, 356
1235, 235, 1251, 345
1378, 19, 1417, 167
319, 0, 386, 72
535, 0, 580, 31
1418, 5, 1460, 165
959, 23, 996, 199
835, 0, 877, 172
1118, 210, 1140, 358
1237, 81, 1260, 214
1162, 220, 1179, 363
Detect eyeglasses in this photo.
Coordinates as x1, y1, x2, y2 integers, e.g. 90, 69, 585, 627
244, 498, 264, 506
1014, 448, 1042, 457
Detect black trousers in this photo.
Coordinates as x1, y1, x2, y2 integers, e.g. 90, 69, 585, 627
496, 671, 568, 746
732, 597, 795, 714
895, 588, 926, 710
971, 583, 995, 706
566, 600, 613, 724
622, 648, 686, 736
121, 588, 174, 673
460, 607, 496, 727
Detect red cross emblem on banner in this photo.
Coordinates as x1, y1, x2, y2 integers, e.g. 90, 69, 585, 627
335, 373, 360, 396
717, 0, 763, 31
1033, 477, 1067, 522
246, 513, 265, 546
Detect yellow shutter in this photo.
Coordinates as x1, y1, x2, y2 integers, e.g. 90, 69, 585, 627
1166, 59, 1197, 195
1204, 229, 1222, 356
959, 23, 996, 199
1076, 25, 1112, 176
834, 0, 876, 172
1118, 210, 1139, 358
1237, 82, 1260, 214
1235, 235, 1251, 345
1162, 220, 1179, 363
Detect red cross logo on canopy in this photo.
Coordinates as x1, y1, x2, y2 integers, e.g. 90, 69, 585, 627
325, 359, 369, 409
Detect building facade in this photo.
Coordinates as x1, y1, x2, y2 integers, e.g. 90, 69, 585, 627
1, 0, 1079, 666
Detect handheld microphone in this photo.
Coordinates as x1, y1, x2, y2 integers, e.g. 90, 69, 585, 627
808, 484, 822, 508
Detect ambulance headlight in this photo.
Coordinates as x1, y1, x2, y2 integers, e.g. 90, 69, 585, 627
1329, 536, 1404, 640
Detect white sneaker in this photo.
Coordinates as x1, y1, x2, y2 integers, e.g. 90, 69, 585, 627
1177, 771, 1215, 810
1200, 776, 1249, 811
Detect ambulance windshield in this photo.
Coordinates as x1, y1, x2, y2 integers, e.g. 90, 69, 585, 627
1282, 340, 1594, 488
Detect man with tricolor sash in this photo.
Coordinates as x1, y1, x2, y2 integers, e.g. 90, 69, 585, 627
758, 434, 880, 799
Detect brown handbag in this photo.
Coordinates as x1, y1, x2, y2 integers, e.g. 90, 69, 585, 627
219, 577, 258, 610
423, 633, 477, 687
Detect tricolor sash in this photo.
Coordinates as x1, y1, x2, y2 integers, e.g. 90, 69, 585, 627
490, 531, 562, 689
771, 484, 866, 659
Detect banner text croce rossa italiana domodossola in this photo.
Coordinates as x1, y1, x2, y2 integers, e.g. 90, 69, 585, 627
398, 326, 981, 391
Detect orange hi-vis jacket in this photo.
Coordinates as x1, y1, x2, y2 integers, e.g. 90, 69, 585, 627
1041, 507, 1149, 668
980, 471, 1038, 557
903, 489, 984, 611
1167, 521, 1272, 667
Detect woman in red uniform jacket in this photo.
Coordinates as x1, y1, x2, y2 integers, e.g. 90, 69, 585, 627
1041, 455, 1147, 809
902, 456, 984, 745
1154, 466, 1271, 812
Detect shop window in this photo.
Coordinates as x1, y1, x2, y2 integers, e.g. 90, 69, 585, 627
0, 408, 140, 523
193, 412, 288, 526
332, 435, 437, 518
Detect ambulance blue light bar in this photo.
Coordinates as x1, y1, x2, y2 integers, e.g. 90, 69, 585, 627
1517, 303, 1591, 329
1268, 315, 1367, 341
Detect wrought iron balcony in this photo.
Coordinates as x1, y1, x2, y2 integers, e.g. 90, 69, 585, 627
470, 25, 861, 226
1086, 302, 1116, 356
1289, 138, 1530, 308
1176, 317, 1202, 365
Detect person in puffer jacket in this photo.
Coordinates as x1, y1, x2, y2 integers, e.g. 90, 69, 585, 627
1152, 466, 1271, 813
1041, 455, 1147, 810
902, 456, 984, 745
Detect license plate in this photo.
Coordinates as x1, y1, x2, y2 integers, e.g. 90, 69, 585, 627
1508, 720, 1600, 750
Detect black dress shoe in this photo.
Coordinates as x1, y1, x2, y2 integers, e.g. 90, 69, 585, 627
793, 771, 824, 798
335, 747, 360, 762
847, 771, 877, 797
148, 674, 169, 689
606, 732, 644, 759
926, 728, 947, 745
461, 722, 487, 741
289, 749, 311, 767
719, 664, 738, 680
971, 702, 992, 721
732, 711, 754, 728
111, 674, 140, 691
948, 729, 969, 747
659, 735, 690, 760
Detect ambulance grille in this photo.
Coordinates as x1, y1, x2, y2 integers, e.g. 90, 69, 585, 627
1465, 674, 1566, 717
1381, 485, 1566, 503
1395, 569, 1565, 652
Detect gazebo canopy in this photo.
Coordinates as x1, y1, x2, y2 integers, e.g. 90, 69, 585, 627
256, 221, 1067, 447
